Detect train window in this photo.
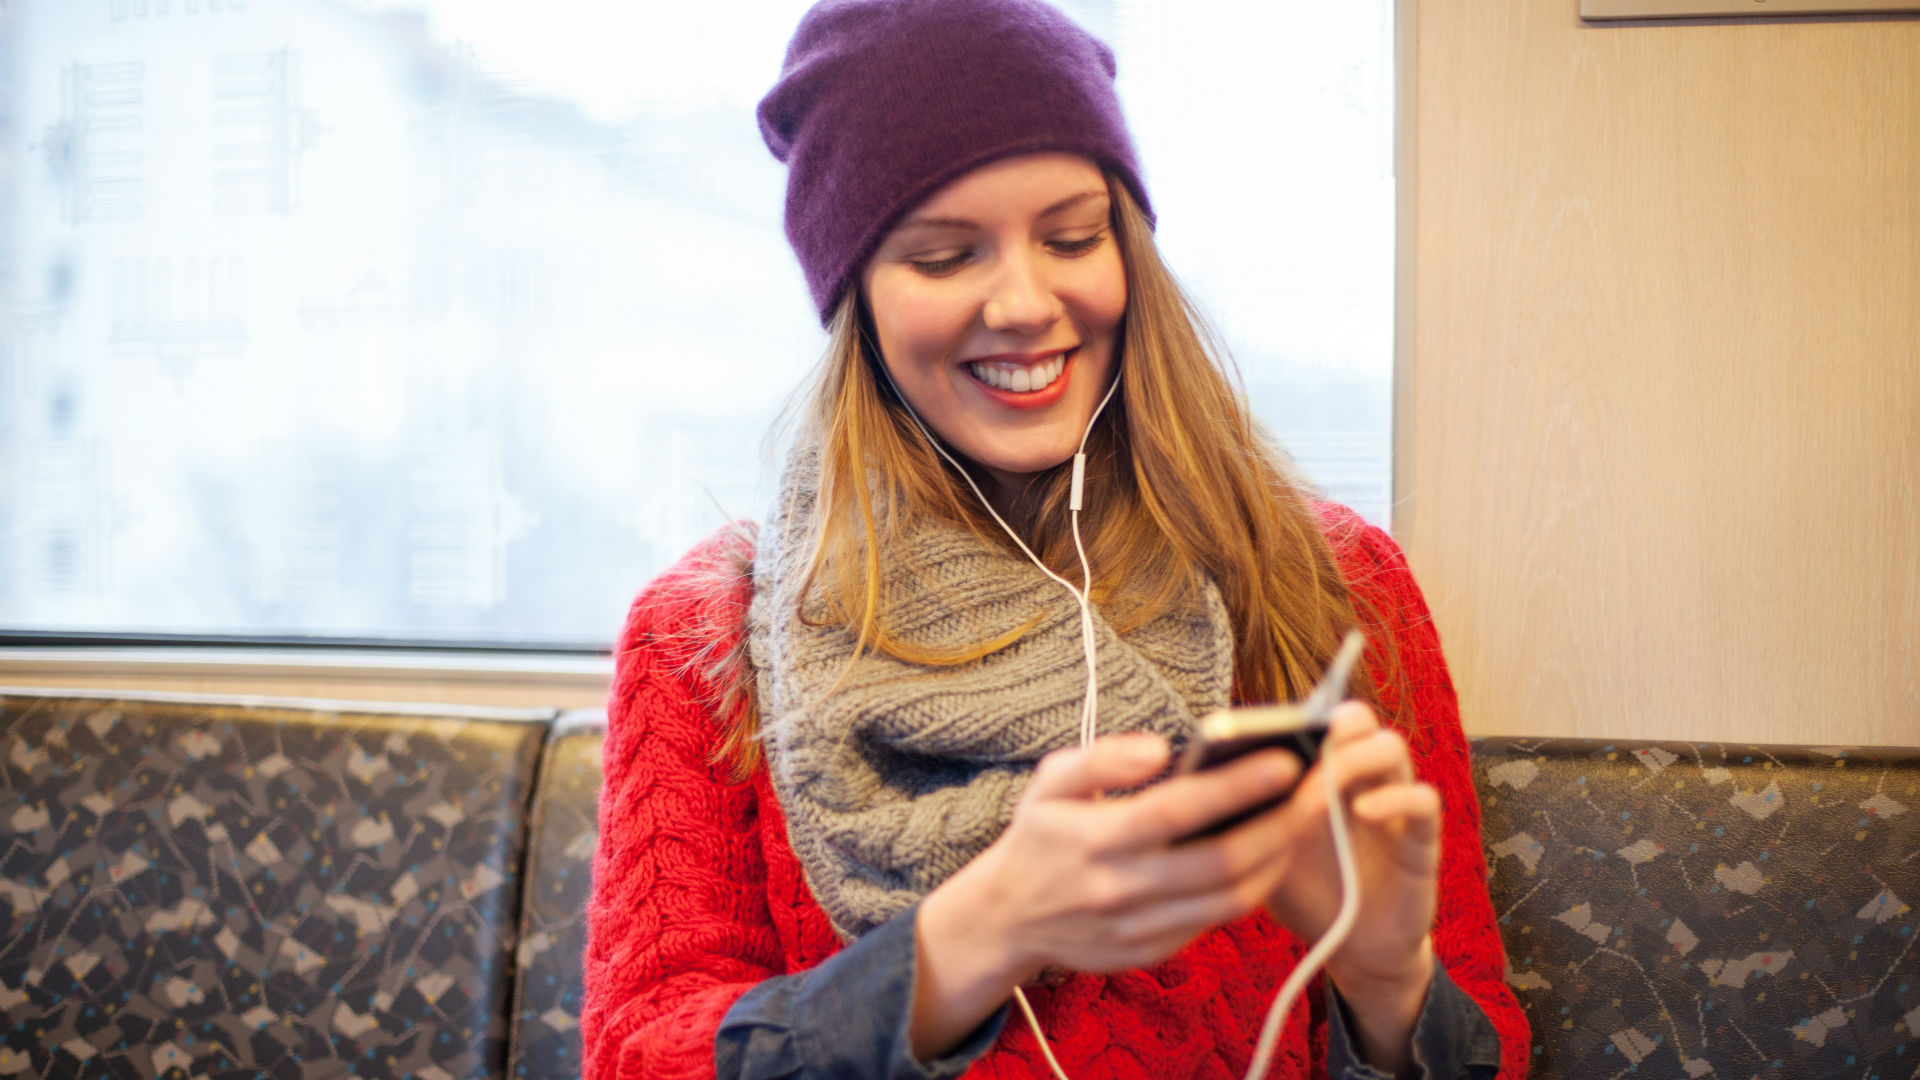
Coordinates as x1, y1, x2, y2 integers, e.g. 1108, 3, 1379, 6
0, 0, 1393, 647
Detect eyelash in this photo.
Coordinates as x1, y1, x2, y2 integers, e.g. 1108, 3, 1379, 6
907, 233, 1109, 276
1052, 234, 1107, 256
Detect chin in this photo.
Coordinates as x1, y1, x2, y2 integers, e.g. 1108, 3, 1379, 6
975, 445, 1079, 484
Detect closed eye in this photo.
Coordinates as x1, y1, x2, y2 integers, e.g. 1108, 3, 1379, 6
907, 252, 971, 276
1049, 233, 1107, 256
907, 232, 1106, 276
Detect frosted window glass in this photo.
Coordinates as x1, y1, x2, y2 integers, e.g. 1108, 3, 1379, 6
0, 0, 1393, 645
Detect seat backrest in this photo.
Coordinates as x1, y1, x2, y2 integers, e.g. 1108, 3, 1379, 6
0, 688, 551, 1079
507, 709, 605, 1080
1471, 736, 1920, 1080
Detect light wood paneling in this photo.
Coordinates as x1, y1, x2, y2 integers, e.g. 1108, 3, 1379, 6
1397, 3, 1920, 744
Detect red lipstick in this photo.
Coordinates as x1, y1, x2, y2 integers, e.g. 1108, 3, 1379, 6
961, 348, 1076, 410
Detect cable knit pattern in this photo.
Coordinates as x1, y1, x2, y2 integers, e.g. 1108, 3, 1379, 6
748, 452, 1233, 940
582, 505, 1531, 1079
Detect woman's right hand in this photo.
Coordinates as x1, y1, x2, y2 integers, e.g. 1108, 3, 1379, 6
910, 731, 1303, 1060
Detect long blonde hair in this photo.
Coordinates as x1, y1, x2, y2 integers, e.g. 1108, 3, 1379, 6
709, 172, 1399, 777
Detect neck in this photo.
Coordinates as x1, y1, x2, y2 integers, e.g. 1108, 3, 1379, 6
980, 466, 1038, 520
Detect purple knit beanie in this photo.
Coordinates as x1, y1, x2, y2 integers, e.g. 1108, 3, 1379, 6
758, 0, 1154, 325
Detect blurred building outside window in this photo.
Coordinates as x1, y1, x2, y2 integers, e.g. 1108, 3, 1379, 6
0, 0, 1396, 648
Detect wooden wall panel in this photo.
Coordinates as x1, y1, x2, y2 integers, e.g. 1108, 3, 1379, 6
1397, 3, 1919, 744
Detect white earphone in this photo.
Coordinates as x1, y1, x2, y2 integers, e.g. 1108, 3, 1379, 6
879, 357, 1118, 750
877, 353, 1360, 1080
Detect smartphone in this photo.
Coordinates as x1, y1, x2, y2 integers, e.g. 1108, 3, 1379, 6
1179, 704, 1331, 775
1173, 629, 1365, 838
1174, 707, 1330, 839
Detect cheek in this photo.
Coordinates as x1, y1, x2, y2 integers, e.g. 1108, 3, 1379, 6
869, 277, 972, 372
1074, 254, 1128, 343
1094, 288, 1127, 341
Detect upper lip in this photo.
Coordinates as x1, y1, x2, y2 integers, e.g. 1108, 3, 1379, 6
961, 346, 1076, 367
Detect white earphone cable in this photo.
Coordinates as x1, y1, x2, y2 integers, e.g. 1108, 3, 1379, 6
1243, 758, 1361, 1080
879, 358, 1118, 752
878, 358, 1358, 1080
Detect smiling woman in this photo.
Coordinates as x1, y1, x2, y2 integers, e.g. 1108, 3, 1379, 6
581, 2, 1525, 1079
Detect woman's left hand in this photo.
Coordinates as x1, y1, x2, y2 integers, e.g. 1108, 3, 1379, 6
1262, 701, 1441, 1073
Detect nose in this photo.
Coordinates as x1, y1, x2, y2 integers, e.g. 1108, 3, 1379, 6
981, 248, 1064, 334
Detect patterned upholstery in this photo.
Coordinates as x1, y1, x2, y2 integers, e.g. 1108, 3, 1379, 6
500, 732, 1920, 1079
1473, 737, 1920, 1079
0, 689, 551, 1079
508, 710, 604, 1080
8, 685, 1917, 1080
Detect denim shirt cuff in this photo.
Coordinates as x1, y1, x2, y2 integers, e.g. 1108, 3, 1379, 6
716, 901, 1009, 1079
1324, 960, 1504, 1080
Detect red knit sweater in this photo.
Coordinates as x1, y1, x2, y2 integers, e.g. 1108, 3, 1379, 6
582, 506, 1530, 1079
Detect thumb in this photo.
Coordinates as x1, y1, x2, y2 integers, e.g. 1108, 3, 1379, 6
1026, 733, 1170, 802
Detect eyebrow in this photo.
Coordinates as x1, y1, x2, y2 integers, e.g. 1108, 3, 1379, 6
895, 190, 1108, 233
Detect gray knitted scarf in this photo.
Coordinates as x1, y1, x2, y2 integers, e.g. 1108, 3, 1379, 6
747, 450, 1234, 940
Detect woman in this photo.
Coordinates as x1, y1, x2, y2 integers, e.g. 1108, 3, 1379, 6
582, 1, 1528, 1077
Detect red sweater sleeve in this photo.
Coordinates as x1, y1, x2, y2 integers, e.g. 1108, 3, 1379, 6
581, 530, 779, 1080
1325, 507, 1532, 1079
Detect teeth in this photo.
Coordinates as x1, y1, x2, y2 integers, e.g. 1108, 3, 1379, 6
968, 353, 1069, 393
